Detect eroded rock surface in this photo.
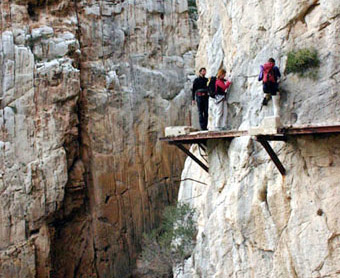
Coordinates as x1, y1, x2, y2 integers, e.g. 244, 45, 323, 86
179, 137, 340, 278
0, 0, 197, 277
177, 1, 340, 277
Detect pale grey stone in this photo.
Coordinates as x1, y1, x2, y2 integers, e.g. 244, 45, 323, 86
31, 26, 54, 40
177, 1, 340, 277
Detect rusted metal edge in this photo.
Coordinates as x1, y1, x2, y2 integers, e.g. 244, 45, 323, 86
280, 125, 340, 135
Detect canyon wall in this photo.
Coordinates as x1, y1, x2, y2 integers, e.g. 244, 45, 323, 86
177, 0, 340, 277
0, 0, 197, 277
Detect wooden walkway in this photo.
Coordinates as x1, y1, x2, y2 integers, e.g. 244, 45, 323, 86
160, 125, 340, 176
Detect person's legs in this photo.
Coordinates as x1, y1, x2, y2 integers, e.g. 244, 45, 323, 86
263, 82, 275, 106
214, 99, 223, 129
262, 93, 271, 106
202, 96, 209, 130
196, 96, 206, 130
221, 100, 228, 129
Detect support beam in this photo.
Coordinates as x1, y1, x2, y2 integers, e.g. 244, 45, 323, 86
257, 135, 287, 142
198, 143, 207, 152
257, 138, 286, 176
175, 143, 209, 173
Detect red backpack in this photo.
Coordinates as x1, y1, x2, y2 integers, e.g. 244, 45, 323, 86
263, 62, 276, 83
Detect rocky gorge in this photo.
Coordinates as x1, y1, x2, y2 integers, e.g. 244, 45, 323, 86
0, 0, 197, 277
0, 0, 340, 277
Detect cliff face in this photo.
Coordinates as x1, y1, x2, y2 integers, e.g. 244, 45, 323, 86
0, 0, 197, 277
177, 0, 340, 277
197, 0, 340, 129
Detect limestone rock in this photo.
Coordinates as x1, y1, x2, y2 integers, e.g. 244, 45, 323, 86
0, 0, 197, 277
177, 0, 340, 277
178, 135, 340, 278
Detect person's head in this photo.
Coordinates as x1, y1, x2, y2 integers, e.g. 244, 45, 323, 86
199, 67, 206, 77
268, 58, 275, 64
217, 69, 226, 80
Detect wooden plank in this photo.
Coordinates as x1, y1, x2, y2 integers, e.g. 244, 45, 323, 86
257, 139, 286, 176
175, 144, 209, 173
159, 125, 340, 177
160, 130, 248, 142
160, 125, 340, 147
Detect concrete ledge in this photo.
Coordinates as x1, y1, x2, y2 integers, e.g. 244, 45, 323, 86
164, 126, 198, 137
249, 127, 265, 136
249, 116, 282, 135
262, 116, 282, 129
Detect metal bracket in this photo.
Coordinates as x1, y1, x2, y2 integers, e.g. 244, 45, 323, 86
256, 135, 287, 142
174, 143, 209, 173
256, 137, 286, 176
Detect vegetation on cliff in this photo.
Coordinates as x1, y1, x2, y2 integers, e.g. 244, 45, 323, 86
285, 48, 320, 78
140, 203, 197, 277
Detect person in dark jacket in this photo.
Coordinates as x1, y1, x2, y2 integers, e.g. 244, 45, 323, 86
192, 67, 209, 130
259, 58, 281, 116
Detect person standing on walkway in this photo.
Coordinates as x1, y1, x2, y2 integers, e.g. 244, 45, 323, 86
213, 69, 232, 130
258, 58, 281, 116
192, 67, 209, 130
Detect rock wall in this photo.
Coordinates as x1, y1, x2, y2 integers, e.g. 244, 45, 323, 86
0, 0, 197, 277
177, 0, 340, 277
196, 0, 340, 129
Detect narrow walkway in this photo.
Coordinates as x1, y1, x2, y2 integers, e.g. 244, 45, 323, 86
160, 125, 340, 176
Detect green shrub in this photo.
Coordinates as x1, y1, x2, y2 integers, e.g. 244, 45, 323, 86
285, 48, 320, 77
140, 203, 197, 277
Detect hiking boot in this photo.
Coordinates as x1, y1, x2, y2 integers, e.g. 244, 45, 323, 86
262, 97, 268, 106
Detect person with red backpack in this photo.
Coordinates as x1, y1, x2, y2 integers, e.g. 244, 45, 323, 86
258, 58, 281, 116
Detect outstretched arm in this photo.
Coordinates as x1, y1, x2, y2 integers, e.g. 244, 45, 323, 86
216, 80, 232, 92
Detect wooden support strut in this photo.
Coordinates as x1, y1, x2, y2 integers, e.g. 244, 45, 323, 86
256, 137, 286, 176
175, 143, 209, 173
